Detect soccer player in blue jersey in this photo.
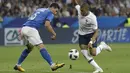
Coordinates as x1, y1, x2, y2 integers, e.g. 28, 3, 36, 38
13, 3, 65, 72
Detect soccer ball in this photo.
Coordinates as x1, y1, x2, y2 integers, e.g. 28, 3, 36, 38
68, 49, 79, 60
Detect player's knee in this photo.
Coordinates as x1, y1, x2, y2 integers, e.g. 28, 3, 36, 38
37, 44, 45, 49
90, 52, 96, 56
79, 44, 88, 50
26, 43, 34, 51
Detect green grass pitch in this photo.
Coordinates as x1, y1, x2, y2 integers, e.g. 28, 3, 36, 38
0, 43, 130, 73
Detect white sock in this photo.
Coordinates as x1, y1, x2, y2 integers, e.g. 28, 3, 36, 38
90, 60, 101, 69
81, 50, 101, 69
96, 44, 103, 55
50, 63, 55, 68
16, 64, 21, 66
81, 50, 93, 60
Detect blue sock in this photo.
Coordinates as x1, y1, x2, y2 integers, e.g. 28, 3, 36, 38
17, 49, 31, 65
40, 48, 53, 65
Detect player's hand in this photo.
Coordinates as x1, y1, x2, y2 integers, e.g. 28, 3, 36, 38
74, 0, 79, 5
51, 35, 56, 40
88, 42, 93, 49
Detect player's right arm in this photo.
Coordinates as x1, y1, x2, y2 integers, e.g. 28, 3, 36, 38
45, 20, 56, 40
74, 0, 81, 15
74, 0, 79, 5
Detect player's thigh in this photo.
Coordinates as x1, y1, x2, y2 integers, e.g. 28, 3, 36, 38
79, 33, 97, 49
27, 29, 43, 46
79, 34, 90, 45
90, 41, 97, 56
21, 26, 43, 46
22, 35, 34, 50
78, 35, 89, 50
20, 26, 34, 44
83, 33, 97, 48
21, 26, 30, 35
92, 40, 97, 48
28, 36, 42, 45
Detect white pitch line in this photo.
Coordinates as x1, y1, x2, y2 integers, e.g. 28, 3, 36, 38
0, 70, 15, 72
0, 70, 92, 73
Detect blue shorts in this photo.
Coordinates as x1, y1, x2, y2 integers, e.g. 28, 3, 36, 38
79, 33, 97, 47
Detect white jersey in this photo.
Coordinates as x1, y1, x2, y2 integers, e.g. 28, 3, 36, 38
75, 5, 98, 35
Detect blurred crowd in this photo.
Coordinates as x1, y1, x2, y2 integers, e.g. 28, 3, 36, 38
0, 0, 130, 17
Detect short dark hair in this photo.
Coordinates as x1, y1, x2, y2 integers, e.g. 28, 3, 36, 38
81, 3, 89, 11
50, 3, 60, 9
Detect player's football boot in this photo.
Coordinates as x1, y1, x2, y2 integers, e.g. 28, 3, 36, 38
51, 63, 65, 71
100, 41, 112, 52
14, 65, 25, 72
93, 68, 103, 73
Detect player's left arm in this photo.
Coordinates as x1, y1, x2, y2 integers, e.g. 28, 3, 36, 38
88, 17, 98, 48
88, 29, 98, 49
91, 29, 98, 43
45, 13, 56, 40
91, 16, 98, 43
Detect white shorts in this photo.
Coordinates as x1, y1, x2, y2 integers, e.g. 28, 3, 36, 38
20, 26, 43, 45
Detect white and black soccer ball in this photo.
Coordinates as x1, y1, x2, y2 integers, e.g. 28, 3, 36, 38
68, 49, 79, 60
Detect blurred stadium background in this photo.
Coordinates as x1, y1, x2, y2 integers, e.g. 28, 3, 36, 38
0, 0, 130, 73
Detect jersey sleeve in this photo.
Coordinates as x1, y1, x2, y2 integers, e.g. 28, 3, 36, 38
93, 18, 98, 30
75, 5, 81, 15
46, 13, 54, 22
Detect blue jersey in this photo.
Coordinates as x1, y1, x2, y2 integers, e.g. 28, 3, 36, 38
23, 8, 54, 29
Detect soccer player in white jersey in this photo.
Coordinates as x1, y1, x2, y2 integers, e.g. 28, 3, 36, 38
13, 3, 65, 72
74, 0, 112, 73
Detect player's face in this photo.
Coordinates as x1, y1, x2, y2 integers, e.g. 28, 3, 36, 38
52, 8, 58, 15
81, 9, 85, 16
80, 4, 89, 16
80, 8, 88, 16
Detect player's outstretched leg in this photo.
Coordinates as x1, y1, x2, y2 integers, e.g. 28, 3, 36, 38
95, 41, 112, 56
40, 47, 65, 71
14, 49, 31, 72
100, 41, 112, 52
81, 49, 103, 73
14, 43, 33, 72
